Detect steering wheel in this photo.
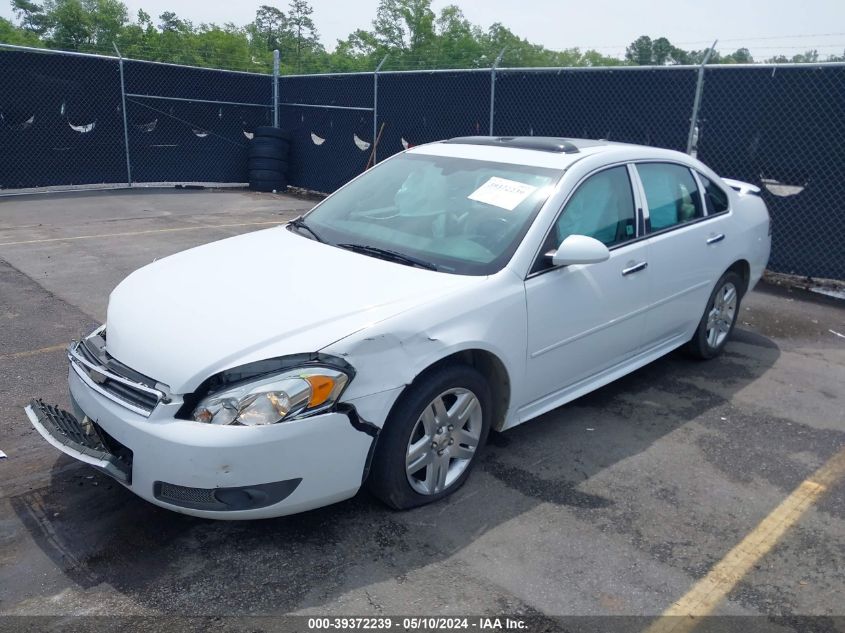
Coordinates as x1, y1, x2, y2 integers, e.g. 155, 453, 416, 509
468, 214, 512, 251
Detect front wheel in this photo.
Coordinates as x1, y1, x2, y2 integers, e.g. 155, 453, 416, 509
367, 365, 492, 510
687, 271, 743, 359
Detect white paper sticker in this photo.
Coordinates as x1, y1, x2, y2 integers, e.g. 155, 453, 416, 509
468, 177, 537, 211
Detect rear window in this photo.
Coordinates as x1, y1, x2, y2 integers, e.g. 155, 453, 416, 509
699, 174, 730, 214
637, 163, 704, 232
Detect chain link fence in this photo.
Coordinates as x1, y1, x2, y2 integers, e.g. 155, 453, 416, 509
0, 43, 843, 280
0, 47, 127, 188
0, 43, 274, 190
122, 56, 274, 184
277, 71, 375, 193
695, 64, 845, 281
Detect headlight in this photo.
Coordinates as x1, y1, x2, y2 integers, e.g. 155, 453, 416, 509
192, 367, 349, 426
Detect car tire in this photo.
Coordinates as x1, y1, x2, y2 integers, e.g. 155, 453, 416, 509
253, 126, 292, 142
249, 138, 289, 160
249, 169, 287, 182
686, 270, 744, 360
249, 177, 288, 193
367, 364, 492, 510
248, 157, 288, 172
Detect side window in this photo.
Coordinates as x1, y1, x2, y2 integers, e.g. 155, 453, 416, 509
553, 166, 636, 248
637, 163, 704, 232
532, 166, 636, 273
698, 173, 730, 215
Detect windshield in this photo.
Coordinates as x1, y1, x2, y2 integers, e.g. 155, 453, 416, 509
302, 152, 563, 275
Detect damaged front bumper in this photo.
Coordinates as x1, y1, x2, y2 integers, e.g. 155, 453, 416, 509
25, 399, 132, 484
25, 367, 386, 519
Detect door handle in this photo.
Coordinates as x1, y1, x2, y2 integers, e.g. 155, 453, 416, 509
707, 233, 726, 244
622, 261, 648, 276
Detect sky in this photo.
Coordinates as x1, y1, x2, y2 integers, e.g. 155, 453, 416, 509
2, 0, 844, 59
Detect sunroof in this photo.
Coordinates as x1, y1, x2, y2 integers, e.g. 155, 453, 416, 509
444, 136, 580, 154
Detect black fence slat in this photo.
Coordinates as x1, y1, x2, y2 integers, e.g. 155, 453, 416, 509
0, 46, 843, 280
0, 51, 126, 187
697, 66, 845, 280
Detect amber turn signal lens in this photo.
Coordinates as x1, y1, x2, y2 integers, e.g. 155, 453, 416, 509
305, 375, 336, 408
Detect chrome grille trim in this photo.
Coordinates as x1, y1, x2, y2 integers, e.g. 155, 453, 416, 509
68, 339, 166, 417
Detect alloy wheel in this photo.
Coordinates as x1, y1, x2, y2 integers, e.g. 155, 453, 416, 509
706, 281, 738, 348
405, 387, 483, 495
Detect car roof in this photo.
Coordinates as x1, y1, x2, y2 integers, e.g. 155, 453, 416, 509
408, 136, 694, 171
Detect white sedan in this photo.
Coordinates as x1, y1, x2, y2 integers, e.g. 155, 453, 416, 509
26, 137, 771, 519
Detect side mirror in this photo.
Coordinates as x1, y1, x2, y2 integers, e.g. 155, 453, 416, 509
548, 234, 610, 267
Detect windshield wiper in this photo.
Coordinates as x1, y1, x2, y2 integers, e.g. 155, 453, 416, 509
337, 243, 438, 271
288, 216, 323, 242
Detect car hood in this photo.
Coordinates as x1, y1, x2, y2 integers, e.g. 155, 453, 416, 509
105, 226, 479, 393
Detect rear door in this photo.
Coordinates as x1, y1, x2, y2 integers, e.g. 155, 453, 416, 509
632, 162, 733, 350
522, 164, 650, 410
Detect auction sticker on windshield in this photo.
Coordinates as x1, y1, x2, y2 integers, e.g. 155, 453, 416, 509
467, 177, 537, 211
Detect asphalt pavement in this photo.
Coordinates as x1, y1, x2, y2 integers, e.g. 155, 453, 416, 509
0, 188, 843, 627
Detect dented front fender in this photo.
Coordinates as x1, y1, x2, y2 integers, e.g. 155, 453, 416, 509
323, 271, 528, 429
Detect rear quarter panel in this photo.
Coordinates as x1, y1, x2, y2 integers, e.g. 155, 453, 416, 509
724, 185, 772, 291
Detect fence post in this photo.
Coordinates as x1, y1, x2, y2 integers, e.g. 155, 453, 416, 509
686, 39, 717, 155
489, 49, 506, 136
373, 55, 388, 165
113, 43, 132, 186
273, 49, 280, 127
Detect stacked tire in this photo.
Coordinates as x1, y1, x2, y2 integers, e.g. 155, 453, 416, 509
248, 127, 290, 192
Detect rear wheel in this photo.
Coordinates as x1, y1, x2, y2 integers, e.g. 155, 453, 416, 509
368, 364, 491, 509
687, 271, 743, 359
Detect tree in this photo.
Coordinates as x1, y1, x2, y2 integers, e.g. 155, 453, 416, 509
158, 11, 190, 34
11, 0, 48, 34
8, 4, 839, 75
252, 4, 286, 51
0, 15, 44, 44
85, 0, 128, 47
790, 49, 819, 63
625, 35, 653, 65
625, 35, 691, 65
43, 0, 92, 49
34, 0, 128, 50
581, 48, 623, 67
333, 28, 378, 58
651, 36, 673, 65
724, 47, 753, 64
135, 8, 150, 28
194, 22, 254, 69
434, 5, 484, 67
372, 0, 435, 54
287, 0, 319, 70
371, 0, 407, 50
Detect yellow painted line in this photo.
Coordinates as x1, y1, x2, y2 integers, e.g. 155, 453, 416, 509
0, 344, 66, 361
0, 220, 286, 247
645, 447, 845, 633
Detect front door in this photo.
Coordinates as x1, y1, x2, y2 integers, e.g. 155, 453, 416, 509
523, 165, 650, 413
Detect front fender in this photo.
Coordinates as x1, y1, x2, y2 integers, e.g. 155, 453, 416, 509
323, 273, 527, 429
